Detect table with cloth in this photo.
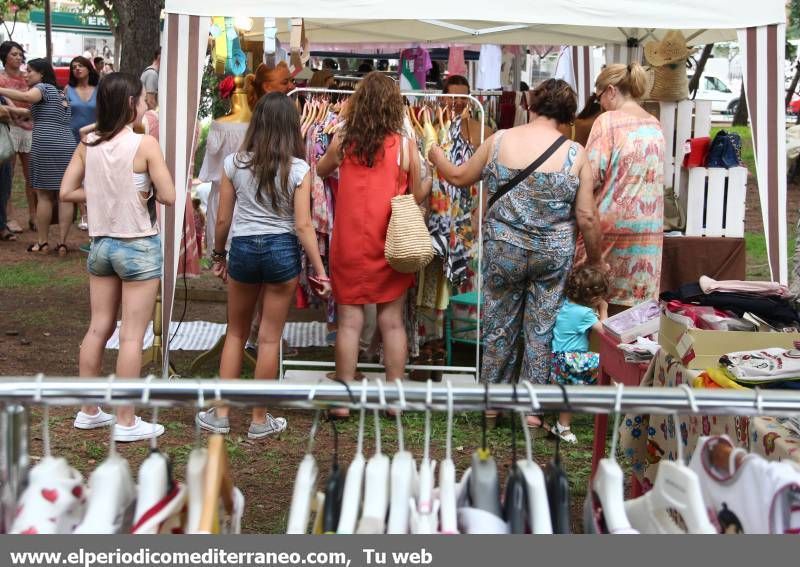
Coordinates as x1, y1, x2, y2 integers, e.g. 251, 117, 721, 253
620, 349, 800, 492
659, 236, 745, 293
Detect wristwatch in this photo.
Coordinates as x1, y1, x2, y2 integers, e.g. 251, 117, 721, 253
211, 249, 227, 262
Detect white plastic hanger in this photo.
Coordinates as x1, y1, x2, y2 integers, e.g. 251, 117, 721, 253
336, 379, 368, 534
357, 379, 390, 534
625, 384, 716, 534
287, 383, 321, 534
387, 378, 417, 534
519, 381, 552, 534
133, 376, 171, 525
75, 375, 142, 534
186, 382, 216, 533
438, 380, 458, 534
10, 375, 85, 534
591, 383, 634, 534
410, 379, 439, 534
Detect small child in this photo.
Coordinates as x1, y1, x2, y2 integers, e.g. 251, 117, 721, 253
548, 266, 609, 443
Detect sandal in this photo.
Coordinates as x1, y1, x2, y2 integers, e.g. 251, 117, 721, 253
6, 220, 23, 233
548, 421, 578, 444
525, 414, 543, 429
1, 229, 17, 241
56, 243, 68, 256
27, 242, 48, 253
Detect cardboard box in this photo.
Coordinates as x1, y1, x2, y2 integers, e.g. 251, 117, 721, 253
658, 314, 799, 370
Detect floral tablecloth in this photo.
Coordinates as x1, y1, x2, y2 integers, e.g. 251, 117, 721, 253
750, 416, 800, 464
620, 349, 750, 491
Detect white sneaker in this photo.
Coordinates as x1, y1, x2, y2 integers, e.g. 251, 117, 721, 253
74, 408, 114, 430
113, 416, 165, 442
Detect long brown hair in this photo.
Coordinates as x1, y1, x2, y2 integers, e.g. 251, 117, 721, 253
341, 71, 404, 167
86, 73, 143, 146
236, 92, 304, 212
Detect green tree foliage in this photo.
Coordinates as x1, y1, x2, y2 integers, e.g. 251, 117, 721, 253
0, 1, 43, 40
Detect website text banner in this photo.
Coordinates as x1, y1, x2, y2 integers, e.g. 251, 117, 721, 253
0, 535, 788, 567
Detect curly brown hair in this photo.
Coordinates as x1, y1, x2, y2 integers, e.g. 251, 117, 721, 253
565, 266, 610, 306
341, 71, 404, 167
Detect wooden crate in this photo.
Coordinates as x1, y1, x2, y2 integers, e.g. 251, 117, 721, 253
658, 100, 712, 194
678, 166, 748, 237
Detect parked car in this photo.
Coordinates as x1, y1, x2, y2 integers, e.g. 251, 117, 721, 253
688, 74, 739, 114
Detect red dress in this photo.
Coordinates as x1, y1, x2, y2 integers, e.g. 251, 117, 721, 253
331, 134, 415, 305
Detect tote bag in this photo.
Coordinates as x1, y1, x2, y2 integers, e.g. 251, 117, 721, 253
384, 137, 433, 273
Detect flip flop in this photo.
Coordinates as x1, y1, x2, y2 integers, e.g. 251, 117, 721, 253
1, 229, 17, 241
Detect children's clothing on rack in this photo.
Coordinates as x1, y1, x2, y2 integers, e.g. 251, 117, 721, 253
689, 436, 800, 534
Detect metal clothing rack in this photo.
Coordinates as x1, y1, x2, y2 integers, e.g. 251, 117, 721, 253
1, 377, 798, 417
287, 87, 487, 381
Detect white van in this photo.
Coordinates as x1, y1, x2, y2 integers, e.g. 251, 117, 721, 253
687, 73, 740, 114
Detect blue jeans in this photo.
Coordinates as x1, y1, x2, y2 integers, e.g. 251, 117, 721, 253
0, 159, 12, 230
88, 234, 162, 281
228, 233, 301, 284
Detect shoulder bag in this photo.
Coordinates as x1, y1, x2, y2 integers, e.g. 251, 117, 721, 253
385, 136, 434, 274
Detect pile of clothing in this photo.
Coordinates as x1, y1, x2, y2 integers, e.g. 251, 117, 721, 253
661, 275, 800, 332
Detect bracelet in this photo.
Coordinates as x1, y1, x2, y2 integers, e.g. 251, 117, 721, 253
211, 249, 227, 262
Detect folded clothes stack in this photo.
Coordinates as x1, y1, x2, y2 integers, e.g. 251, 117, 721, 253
661, 275, 800, 332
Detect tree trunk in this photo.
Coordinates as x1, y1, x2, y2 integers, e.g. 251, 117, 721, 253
732, 82, 749, 126
116, 0, 163, 75
688, 44, 714, 96
44, 0, 53, 63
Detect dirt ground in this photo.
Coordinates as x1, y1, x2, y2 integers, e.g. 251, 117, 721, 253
1, 173, 798, 533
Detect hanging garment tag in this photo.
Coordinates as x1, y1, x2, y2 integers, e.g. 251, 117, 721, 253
676, 331, 696, 366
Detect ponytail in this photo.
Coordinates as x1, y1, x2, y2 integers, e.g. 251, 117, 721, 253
596, 62, 650, 100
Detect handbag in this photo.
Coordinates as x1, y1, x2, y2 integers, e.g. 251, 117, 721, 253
682, 137, 711, 168
487, 135, 567, 210
0, 122, 14, 164
705, 130, 743, 168
384, 137, 434, 274
663, 186, 686, 231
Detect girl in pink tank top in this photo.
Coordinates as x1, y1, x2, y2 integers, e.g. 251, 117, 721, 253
60, 73, 176, 443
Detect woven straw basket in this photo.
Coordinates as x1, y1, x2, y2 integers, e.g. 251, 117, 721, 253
384, 194, 434, 273
647, 62, 689, 102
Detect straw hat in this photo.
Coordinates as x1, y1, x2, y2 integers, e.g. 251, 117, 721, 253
645, 30, 692, 67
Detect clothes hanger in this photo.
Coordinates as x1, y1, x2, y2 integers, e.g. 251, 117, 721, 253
468, 383, 501, 518
336, 379, 368, 534
357, 379, 391, 534
287, 382, 321, 534
322, 418, 344, 534
410, 379, 439, 534
625, 384, 716, 534
519, 381, 552, 534
545, 383, 572, 534
503, 385, 528, 534
198, 382, 235, 534
438, 380, 458, 534
75, 375, 146, 534
11, 374, 85, 534
387, 378, 417, 534
589, 382, 635, 534
186, 382, 214, 534
132, 372, 169, 526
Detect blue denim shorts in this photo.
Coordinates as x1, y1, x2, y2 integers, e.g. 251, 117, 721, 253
87, 234, 162, 281
228, 233, 301, 284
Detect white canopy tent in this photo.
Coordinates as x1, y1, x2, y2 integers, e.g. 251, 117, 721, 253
160, 0, 789, 373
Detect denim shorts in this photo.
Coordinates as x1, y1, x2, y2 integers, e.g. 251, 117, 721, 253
87, 234, 162, 281
228, 233, 301, 284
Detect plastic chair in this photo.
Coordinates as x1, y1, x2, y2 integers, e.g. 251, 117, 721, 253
444, 291, 484, 366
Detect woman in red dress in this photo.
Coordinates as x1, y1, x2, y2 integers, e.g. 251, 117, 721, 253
318, 72, 425, 392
